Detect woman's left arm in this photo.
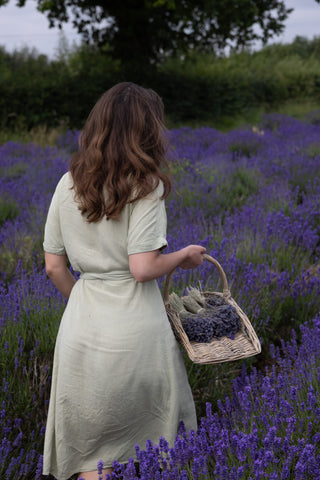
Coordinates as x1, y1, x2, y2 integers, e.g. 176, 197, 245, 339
45, 252, 76, 299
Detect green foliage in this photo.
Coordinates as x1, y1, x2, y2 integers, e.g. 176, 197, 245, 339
185, 355, 241, 418
158, 37, 320, 123
228, 139, 261, 159
1, 36, 320, 131
0, 300, 63, 457
0, 162, 27, 179
306, 108, 320, 125
0, 235, 44, 284
0, 199, 19, 226
255, 282, 319, 345
215, 168, 260, 212
0, 124, 68, 147
0, 44, 122, 130
306, 143, 320, 158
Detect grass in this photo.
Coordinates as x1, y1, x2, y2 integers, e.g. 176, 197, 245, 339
215, 169, 260, 213
185, 355, 252, 418
167, 98, 320, 132
0, 235, 44, 284
0, 308, 63, 458
0, 199, 20, 226
0, 123, 68, 147
1, 99, 319, 146
0, 162, 28, 179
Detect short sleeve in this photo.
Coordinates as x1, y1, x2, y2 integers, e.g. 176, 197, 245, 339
127, 183, 168, 255
43, 180, 66, 255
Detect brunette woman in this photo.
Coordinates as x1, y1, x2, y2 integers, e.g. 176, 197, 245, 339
42, 82, 205, 480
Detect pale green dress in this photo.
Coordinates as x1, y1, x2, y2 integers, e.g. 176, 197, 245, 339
42, 172, 197, 480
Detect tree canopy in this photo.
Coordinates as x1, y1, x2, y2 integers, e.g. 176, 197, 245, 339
1, 0, 320, 74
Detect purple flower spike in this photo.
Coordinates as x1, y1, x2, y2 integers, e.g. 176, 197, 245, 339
97, 459, 104, 479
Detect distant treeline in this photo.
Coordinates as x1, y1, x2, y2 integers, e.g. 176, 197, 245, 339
1, 36, 320, 129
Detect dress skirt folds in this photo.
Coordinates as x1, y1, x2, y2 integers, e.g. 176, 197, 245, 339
42, 173, 197, 480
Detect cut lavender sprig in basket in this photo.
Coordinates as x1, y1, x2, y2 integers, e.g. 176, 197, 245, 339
169, 287, 241, 343
182, 304, 241, 343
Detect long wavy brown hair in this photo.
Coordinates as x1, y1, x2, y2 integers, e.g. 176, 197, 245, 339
69, 82, 171, 222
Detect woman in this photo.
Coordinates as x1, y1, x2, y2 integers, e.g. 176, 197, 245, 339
43, 82, 205, 480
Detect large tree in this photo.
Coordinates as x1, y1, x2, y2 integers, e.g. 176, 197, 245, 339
1, 0, 319, 71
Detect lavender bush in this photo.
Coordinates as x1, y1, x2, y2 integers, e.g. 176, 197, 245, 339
0, 112, 320, 478
85, 314, 320, 480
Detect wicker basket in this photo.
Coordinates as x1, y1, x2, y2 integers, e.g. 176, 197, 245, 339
164, 254, 261, 364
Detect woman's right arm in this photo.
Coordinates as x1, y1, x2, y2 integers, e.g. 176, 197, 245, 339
129, 245, 206, 282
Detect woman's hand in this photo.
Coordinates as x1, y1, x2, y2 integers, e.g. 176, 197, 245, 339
179, 245, 206, 269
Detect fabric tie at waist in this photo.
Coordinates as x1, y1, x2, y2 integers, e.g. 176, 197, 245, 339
80, 271, 134, 281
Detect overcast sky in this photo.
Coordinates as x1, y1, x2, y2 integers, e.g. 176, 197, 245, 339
0, 0, 319, 59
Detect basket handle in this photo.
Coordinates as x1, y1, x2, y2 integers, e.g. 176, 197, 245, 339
163, 253, 231, 303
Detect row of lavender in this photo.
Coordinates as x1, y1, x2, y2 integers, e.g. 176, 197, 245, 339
2, 276, 320, 479
1, 112, 320, 478
97, 314, 320, 479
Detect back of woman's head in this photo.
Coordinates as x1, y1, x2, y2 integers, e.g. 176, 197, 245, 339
70, 82, 171, 222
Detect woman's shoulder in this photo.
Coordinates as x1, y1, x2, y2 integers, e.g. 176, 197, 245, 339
129, 177, 164, 203
146, 178, 164, 199
52, 172, 74, 201
128, 179, 165, 216
55, 171, 72, 190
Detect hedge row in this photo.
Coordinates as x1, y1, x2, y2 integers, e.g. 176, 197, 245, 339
1, 36, 320, 129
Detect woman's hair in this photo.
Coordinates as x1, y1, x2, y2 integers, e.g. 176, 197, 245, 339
69, 82, 171, 222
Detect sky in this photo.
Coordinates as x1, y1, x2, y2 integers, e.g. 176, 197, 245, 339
0, 0, 319, 59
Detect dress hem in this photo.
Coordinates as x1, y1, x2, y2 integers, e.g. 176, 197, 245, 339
43, 458, 132, 480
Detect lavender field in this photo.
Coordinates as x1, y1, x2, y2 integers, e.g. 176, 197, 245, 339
1, 112, 320, 479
